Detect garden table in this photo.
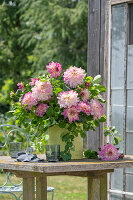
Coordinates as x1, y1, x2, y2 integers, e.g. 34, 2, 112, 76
1, 155, 133, 200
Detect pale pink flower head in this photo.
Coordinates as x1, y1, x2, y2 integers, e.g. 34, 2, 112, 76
29, 77, 39, 86
91, 99, 104, 120
17, 82, 24, 92
62, 106, 79, 123
21, 92, 38, 110
98, 144, 119, 161
32, 80, 53, 101
57, 90, 79, 108
78, 101, 92, 116
35, 103, 49, 117
46, 61, 62, 78
80, 88, 90, 102
63, 66, 85, 88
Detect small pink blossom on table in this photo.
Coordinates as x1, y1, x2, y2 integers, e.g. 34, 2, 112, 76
63, 66, 85, 88
98, 144, 119, 161
119, 153, 124, 159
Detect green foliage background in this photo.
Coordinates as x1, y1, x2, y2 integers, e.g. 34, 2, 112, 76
0, 0, 88, 118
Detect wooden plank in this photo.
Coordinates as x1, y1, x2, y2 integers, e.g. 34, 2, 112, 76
4, 169, 114, 177
87, 0, 106, 151
88, 0, 100, 76
87, 173, 107, 200
104, 0, 111, 145
36, 175, 47, 200
111, 0, 133, 5
23, 177, 35, 200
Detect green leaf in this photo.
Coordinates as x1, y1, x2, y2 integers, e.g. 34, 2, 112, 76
6, 111, 14, 118
46, 107, 54, 117
58, 120, 66, 128
99, 115, 106, 122
68, 123, 76, 131
104, 130, 110, 136
83, 123, 89, 131
93, 75, 102, 84
115, 136, 122, 142
94, 120, 100, 127
86, 76, 93, 82
113, 137, 119, 145
97, 85, 106, 93
79, 129, 86, 138
84, 149, 98, 159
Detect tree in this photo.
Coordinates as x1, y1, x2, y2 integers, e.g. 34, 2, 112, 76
0, 0, 34, 114
19, 0, 88, 70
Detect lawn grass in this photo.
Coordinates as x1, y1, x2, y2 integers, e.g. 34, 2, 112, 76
0, 173, 87, 200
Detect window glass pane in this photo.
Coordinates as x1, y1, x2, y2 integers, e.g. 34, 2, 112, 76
111, 169, 123, 190
127, 90, 133, 106
126, 168, 133, 174
111, 106, 124, 152
127, 46, 133, 89
126, 107, 133, 132
111, 5, 126, 89
126, 132, 133, 155
110, 194, 123, 200
126, 174, 133, 193
125, 195, 133, 200
111, 89, 124, 106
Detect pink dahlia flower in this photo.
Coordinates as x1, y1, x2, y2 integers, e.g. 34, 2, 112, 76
35, 103, 49, 117
91, 99, 104, 119
80, 88, 90, 102
46, 61, 62, 78
57, 90, 79, 108
29, 77, 39, 86
78, 101, 92, 116
98, 144, 119, 161
62, 106, 79, 123
21, 92, 38, 110
32, 80, 53, 101
17, 82, 24, 92
63, 66, 85, 88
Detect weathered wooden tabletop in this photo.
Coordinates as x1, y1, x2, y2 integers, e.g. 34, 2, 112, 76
0, 155, 133, 174
1, 155, 133, 200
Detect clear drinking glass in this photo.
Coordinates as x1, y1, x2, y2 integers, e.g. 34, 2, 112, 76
45, 145, 60, 162
9, 142, 23, 158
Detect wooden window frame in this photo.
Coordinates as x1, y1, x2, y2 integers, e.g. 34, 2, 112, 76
105, 1, 133, 199
111, 0, 133, 5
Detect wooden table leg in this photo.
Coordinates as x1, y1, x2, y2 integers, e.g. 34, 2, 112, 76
87, 173, 107, 200
23, 177, 35, 200
36, 175, 47, 200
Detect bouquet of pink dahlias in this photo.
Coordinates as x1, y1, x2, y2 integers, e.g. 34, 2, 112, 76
10, 61, 106, 160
